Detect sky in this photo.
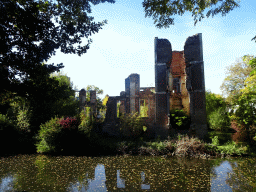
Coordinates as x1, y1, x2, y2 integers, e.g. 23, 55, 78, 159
46, 0, 256, 99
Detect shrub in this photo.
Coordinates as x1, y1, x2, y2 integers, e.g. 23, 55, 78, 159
174, 135, 208, 156
217, 141, 248, 155
0, 113, 15, 130
37, 113, 96, 154
16, 107, 31, 132
0, 113, 32, 154
78, 110, 94, 136
208, 131, 232, 145
211, 136, 219, 146
210, 135, 248, 155
148, 141, 166, 151
36, 117, 62, 153
208, 108, 230, 131
169, 109, 191, 130
119, 112, 144, 138
60, 117, 79, 129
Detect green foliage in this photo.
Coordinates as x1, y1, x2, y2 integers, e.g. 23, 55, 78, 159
78, 110, 94, 136
117, 102, 121, 118
140, 100, 148, 117
217, 141, 248, 156
148, 141, 166, 151
84, 85, 105, 116
205, 90, 231, 131
205, 90, 227, 116
0, 71, 79, 139
208, 108, 231, 131
211, 136, 248, 155
227, 55, 256, 145
220, 56, 254, 102
119, 113, 144, 138
86, 85, 104, 96
211, 136, 219, 146
16, 107, 31, 131
4, 96, 32, 132
0, 113, 15, 131
102, 95, 109, 107
1, 0, 115, 99
169, 109, 190, 130
0, 113, 33, 154
208, 130, 234, 145
36, 108, 100, 154
27, 71, 79, 133
36, 117, 62, 153
143, 0, 240, 28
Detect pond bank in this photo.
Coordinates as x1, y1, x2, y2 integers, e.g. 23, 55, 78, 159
35, 133, 251, 159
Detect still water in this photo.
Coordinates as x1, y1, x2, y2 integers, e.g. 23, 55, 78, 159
0, 154, 255, 191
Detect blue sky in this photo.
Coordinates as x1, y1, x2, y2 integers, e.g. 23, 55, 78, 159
47, 0, 256, 99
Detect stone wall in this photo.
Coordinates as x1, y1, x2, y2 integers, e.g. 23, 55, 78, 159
169, 51, 190, 115
103, 33, 207, 139
184, 33, 207, 139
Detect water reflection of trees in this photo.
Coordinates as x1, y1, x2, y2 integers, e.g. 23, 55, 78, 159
3, 155, 255, 191
226, 158, 256, 191
0, 155, 98, 191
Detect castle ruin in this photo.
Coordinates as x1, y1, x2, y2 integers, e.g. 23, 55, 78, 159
84, 33, 208, 139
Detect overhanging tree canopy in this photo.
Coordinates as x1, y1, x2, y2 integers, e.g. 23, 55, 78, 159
0, 0, 115, 96
142, 0, 255, 42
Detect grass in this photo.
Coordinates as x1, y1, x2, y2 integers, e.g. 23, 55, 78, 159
112, 134, 212, 158
112, 133, 250, 158
208, 136, 249, 156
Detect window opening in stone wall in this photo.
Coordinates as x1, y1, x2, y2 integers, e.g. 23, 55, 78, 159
173, 77, 181, 93
140, 99, 148, 117
85, 107, 90, 117
117, 101, 121, 118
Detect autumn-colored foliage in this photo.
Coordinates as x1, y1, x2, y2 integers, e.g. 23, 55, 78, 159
59, 117, 79, 129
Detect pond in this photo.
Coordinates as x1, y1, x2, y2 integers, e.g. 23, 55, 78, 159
0, 154, 255, 191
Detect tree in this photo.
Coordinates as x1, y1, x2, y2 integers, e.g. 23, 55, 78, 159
86, 85, 103, 95
49, 72, 79, 119
205, 90, 227, 116
233, 56, 256, 142
220, 55, 253, 103
84, 85, 104, 116
205, 90, 230, 131
102, 94, 109, 107
0, 0, 115, 98
85, 85, 103, 103
142, 0, 255, 42
25, 70, 79, 133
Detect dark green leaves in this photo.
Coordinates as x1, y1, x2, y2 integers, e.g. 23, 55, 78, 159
142, 0, 240, 28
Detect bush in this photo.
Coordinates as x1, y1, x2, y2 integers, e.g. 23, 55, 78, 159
119, 113, 144, 138
0, 113, 15, 131
36, 113, 94, 154
208, 130, 232, 145
174, 135, 209, 157
78, 110, 94, 136
36, 117, 62, 153
210, 136, 248, 155
16, 107, 31, 132
60, 117, 79, 129
169, 109, 191, 130
208, 108, 230, 131
0, 113, 33, 154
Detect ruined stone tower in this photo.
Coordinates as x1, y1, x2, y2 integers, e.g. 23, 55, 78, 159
102, 33, 207, 139
184, 33, 207, 139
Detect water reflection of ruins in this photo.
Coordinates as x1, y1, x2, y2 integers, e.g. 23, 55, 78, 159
82, 157, 211, 191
